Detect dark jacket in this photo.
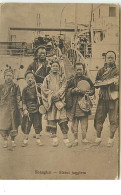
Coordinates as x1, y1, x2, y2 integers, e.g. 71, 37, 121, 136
26, 60, 51, 83
22, 85, 42, 113
65, 74, 95, 120
95, 63, 119, 100
0, 82, 22, 130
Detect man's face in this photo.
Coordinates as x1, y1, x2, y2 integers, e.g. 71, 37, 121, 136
37, 48, 46, 61
26, 73, 35, 86
51, 63, 59, 73
75, 64, 84, 76
106, 52, 115, 65
4, 72, 13, 83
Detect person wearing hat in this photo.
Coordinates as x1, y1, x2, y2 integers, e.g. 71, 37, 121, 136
65, 62, 95, 146
94, 51, 119, 147
26, 46, 51, 84
41, 60, 71, 147
53, 43, 62, 58
21, 71, 43, 147
0, 67, 22, 148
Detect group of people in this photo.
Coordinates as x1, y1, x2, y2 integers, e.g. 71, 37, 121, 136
0, 46, 119, 149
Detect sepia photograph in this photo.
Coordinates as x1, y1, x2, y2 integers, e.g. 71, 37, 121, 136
0, 3, 119, 180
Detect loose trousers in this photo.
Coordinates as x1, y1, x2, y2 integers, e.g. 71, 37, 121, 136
94, 99, 119, 138
71, 116, 88, 140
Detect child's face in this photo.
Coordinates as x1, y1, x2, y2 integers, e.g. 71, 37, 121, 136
75, 65, 84, 76
51, 63, 59, 73
4, 72, 13, 83
26, 73, 35, 86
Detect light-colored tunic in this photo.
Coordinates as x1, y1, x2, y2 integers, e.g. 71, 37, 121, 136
42, 72, 67, 121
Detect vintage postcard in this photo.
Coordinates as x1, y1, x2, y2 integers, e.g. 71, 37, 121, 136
0, 3, 119, 179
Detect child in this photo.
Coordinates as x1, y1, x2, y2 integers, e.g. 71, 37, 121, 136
0, 67, 22, 148
22, 71, 43, 147
65, 62, 95, 146
42, 60, 71, 147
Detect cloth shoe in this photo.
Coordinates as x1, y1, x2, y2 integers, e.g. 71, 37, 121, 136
107, 138, 114, 147
52, 137, 59, 147
12, 141, 16, 147
22, 139, 28, 147
72, 139, 78, 147
82, 138, 90, 144
3, 140, 8, 148
95, 137, 102, 144
63, 139, 72, 148
36, 138, 43, 146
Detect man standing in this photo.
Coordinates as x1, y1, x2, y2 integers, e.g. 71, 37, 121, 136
65, 62, 95, 146
53, 43, 62, 58
94, 51, 119, 147
26, 46, 51, 84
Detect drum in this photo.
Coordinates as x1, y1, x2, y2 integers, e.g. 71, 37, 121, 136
77, 80, 90, 93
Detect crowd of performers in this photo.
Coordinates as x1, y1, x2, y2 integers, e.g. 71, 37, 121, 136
0, 46, 119, 149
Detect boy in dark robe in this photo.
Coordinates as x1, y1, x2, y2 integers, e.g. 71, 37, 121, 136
0, 67, 22, 148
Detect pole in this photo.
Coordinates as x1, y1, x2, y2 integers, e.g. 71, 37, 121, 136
90, 4, 93, 43
74, 4, 78, 50
90, 4, 94, 58
75, 4, 78, 35
60, 6, 67, 35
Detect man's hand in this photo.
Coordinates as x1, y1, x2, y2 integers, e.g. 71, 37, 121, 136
114, 78, 119, 86
71, 87, 80, 93
52, 93, 60, 102
23, 109, 29, 116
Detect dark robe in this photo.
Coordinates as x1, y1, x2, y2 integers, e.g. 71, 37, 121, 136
65, 75, 95, 120
0, 82, 22, 130
26, 60, 51, 83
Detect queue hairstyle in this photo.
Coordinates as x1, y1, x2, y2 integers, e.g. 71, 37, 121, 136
4, 66, 14, 79
105, 51, 116, 61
